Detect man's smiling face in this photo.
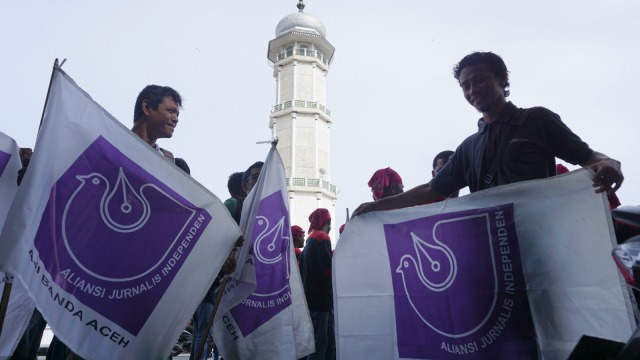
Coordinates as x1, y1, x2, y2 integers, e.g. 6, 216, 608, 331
145, 96, 179, 140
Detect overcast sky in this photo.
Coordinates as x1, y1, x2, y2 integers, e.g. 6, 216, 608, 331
2, 0, 638, 232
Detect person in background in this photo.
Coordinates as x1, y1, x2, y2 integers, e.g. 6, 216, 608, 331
223, 171, 246, 224
367, 167, 404, 201
291, 225, 305, 261
432, 150, 459, 198
242, 161, 264, 196
174, 158, 190, 175
300, 209, 335, 360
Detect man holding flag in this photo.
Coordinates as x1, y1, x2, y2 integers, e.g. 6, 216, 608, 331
0, 64, 241, 359
131, 84, 182, 162
354, 51, 623, 216
344, 51, 630, 359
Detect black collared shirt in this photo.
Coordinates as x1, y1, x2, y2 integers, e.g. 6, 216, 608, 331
430, 102, 593, 196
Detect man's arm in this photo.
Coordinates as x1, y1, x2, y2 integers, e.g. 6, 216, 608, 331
581, 151, 623, 194
352, 183, 442, 217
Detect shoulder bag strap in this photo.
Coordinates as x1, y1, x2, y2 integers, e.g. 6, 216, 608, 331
482, 107, 535, 187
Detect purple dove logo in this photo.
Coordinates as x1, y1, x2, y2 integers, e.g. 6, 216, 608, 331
34, 136, 212, 335
385, 204, 537, 359
230, 191, 292, 335
0, 150, 11, 176
62, 167, 196, 280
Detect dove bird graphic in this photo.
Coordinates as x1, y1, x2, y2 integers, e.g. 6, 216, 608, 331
254, 215, 290, 266
395, 221, 498, 337
252, 214, 291, 296
62, 168, 195, 282
395, 233, 483, 338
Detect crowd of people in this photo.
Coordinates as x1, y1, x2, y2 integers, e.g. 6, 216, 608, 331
5, 50, 625, 359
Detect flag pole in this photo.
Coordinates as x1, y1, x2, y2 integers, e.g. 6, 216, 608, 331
0, 274, 14, 337
38, 58, 63, 129
194, 276, 230, 360
194, 236, 244, 359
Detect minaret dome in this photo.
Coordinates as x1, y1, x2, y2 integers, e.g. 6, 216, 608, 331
275, 1, 327, 38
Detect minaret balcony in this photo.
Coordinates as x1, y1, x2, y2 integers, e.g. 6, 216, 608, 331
272, 99, 331, 117
286, 177, 337, 195
276, 47, 329, 66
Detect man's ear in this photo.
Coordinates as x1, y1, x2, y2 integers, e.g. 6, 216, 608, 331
498, 76, 507, 88
141, 99, 152, 116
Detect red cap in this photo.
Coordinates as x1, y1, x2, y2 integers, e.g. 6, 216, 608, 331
291, 225, 305, 237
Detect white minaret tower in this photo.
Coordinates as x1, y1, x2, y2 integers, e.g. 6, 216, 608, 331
268, 1, 338, 242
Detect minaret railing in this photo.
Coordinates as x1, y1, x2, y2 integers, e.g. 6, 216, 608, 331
286, 177, 337, 195
272, 99, 330, 116
275, 47, 328, 65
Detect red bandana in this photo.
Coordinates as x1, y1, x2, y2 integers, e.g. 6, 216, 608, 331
308, 208, 331, 234
368, 167, 403, 200
291, 225, 305, 237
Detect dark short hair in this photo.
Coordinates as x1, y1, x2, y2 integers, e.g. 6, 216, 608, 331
133, 85, 182, 123
432, 150, 454, 170
227, 171, 245, 197
175, 158, 190, 175
453, 52, 510, 97
242, 161, 264, 182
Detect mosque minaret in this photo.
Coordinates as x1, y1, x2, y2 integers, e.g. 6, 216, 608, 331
268, 0, 338, 241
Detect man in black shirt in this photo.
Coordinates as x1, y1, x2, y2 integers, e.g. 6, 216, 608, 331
354, 51, 623, 216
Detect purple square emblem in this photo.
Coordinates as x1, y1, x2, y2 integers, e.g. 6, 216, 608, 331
385, 204, 537, 359
230, 191, 292, 335
34, 136, 211, 335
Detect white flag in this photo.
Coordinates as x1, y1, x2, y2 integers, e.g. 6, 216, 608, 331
0, 131, 36, 359
334, 169, 633, 360
213, 144, 314, 359
0, 67, 241, 359
0, 132, 22, 226
0, 275, 34, 359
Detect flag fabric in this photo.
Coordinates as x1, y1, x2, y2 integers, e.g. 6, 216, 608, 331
0, 131, 36, 359
213, 143, 314, 359
0, 132, 21, 215
334, 169, 634, 360
0, 277, 34, 359
0, 67, 241, 359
